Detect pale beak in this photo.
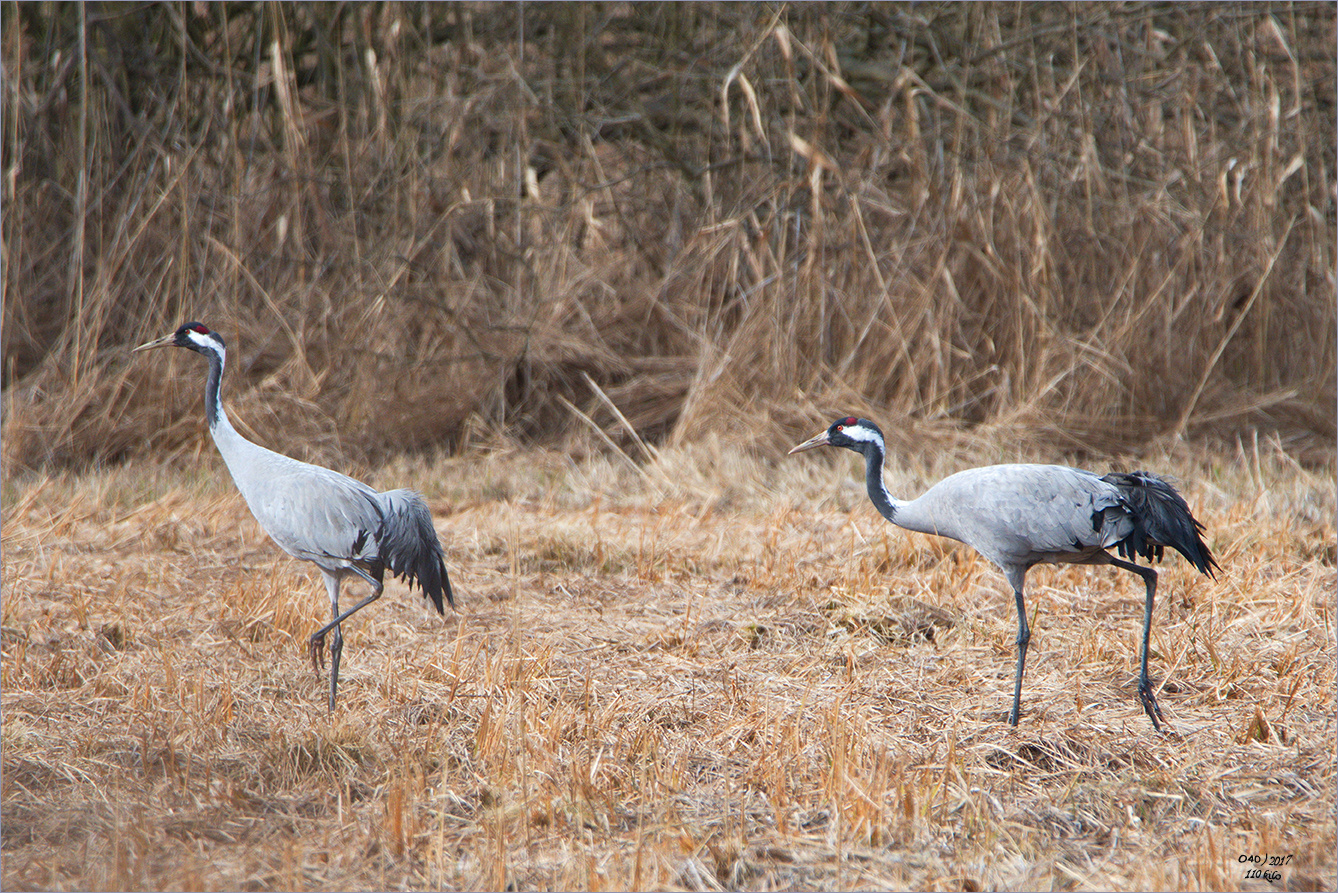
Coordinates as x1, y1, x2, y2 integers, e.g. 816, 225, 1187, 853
133, 333, 176, 352
788, 430, 831, 455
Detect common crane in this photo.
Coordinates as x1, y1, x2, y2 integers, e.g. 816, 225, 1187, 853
790, 416, 1218, 731
135, 322, 453, 711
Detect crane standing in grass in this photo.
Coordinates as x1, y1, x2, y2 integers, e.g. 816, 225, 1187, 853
789, 416, 1218, 731
135, 322, 453, 711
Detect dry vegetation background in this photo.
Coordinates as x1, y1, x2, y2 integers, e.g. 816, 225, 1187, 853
2, 2, 1335, 466
2, 3, 1335, 892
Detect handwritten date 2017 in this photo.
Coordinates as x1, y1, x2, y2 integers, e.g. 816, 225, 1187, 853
1239, 853, 1292, 884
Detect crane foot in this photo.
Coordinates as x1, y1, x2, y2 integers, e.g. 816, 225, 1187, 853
309, 633, 326, 674
1138, 679, 1168, 733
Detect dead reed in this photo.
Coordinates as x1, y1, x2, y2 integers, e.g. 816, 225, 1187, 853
2, 4, 1334, 475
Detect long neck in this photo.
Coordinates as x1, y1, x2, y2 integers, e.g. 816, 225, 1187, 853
197, 340, 293, 520
860, 441, 905, 523
200, 345, 250, 467
203, 348, 225, 428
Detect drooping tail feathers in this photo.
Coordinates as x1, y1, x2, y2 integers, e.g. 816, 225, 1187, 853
1102, 471, 1219, 578
376, 489, 453, 612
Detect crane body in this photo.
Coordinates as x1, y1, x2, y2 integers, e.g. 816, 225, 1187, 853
791, 416, 1218, 731
135, 322, 452, 711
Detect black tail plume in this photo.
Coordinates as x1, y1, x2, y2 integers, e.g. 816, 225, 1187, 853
377, 490, 453, 612
1102, 471, 1219, 578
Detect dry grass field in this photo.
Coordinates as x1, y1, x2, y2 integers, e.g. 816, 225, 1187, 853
3, 437, 1334, 891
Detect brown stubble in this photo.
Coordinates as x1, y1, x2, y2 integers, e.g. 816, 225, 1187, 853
3, 439, 1334, 891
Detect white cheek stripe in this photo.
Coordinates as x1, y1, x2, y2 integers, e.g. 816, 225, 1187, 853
841, 425, 883, 449
188, 330, 224, 361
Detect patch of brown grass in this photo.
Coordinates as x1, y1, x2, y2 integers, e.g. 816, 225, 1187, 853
2, 440, 1333, 891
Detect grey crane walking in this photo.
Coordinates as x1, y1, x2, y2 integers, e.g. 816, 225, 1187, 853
135, 322, 453, 711
790, 416, 1218, 731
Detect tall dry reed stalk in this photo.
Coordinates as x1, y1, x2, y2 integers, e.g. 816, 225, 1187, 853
3, 3, 1333, 473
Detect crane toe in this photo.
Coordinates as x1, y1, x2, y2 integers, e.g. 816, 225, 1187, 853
309, 632, 326, 674
1138, 679, 1167, 732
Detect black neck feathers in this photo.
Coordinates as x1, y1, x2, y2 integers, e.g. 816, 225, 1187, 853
201, 345, 224, 428
860, 440, 898, 523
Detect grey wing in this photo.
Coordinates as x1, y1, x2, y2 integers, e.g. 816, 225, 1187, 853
246, 467, 385, 566
1003, 467, 1133, 557
929, 465, 1133, 564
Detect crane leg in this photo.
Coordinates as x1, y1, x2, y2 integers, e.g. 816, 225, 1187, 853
1110, 556, 1165, 732
311, 573, 340, 676
1009, 585, 1030, 726
309, 567, 384, 711
328, 624, 343, 713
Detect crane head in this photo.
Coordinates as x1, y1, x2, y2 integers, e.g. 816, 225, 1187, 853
134, 322, 224, 355
788, 416, 884, 456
